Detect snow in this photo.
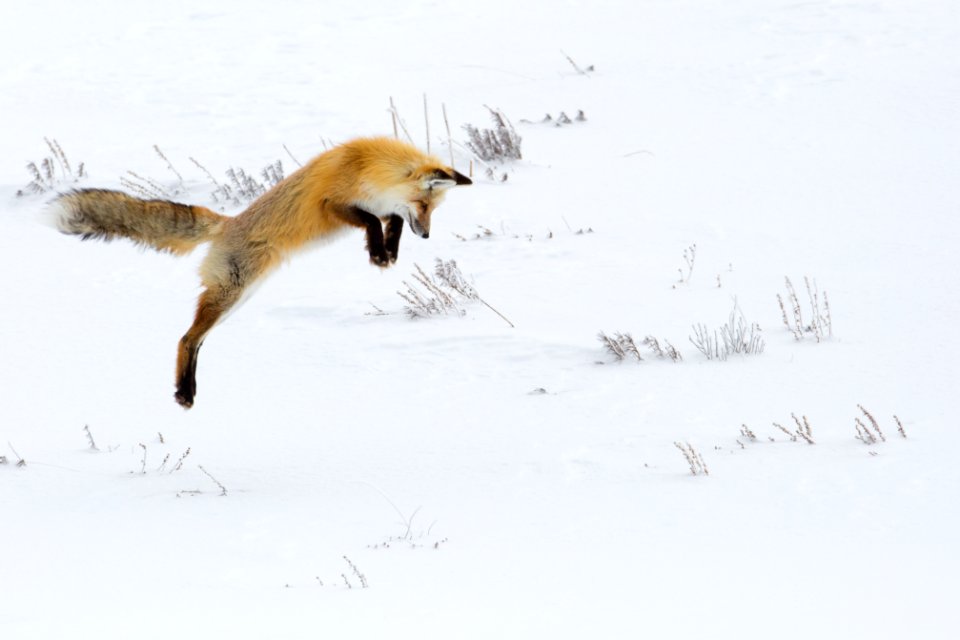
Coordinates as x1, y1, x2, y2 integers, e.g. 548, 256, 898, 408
2, 0, 959, 638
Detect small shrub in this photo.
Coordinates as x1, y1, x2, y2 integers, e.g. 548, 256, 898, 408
854, 404, 889, 444
398, 259, 513, 327
597, 332, 682, 363
689, 303, 764, 361
521, 110, 587, 126
399, 262, 466, 319
191, 157, 284, 207
464, 106, 522, 162
673, 243, 696, 287
777, 276, 832, 341
598, 332, 642, 362
17, 138, 85, 196
674, 441, 709, 476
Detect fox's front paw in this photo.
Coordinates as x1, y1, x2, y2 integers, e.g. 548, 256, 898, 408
369, 251, 391, 268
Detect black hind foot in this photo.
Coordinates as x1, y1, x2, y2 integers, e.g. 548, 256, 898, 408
174, 376, 196, 409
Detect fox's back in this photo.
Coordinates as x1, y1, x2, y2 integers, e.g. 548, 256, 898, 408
229, 138, 440, 249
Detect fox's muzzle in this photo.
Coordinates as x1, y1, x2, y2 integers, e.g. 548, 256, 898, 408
409, 217, 429, 239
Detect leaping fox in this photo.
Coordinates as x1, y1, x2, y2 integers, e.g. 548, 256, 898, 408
50, 137, 472, 408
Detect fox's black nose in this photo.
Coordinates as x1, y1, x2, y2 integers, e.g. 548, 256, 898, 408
422, 232, 429, 239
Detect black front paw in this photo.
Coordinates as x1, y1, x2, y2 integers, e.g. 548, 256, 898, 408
369, 250, 391, 268
384, 215, 403, 265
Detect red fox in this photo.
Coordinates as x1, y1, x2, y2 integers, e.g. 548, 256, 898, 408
50, 136, 471, 408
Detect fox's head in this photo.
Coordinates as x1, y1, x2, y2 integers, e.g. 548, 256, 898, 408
394, 165, 472, 238
347, 137, 473, 239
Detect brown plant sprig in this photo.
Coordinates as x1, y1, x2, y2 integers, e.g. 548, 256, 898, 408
855, 418, 877, 445
792, 413, 815, 445
83, 425, 99, 452
894, 415, 907, 438
858, 405, 885, 442
199, 465, 228, 496
674, 441, 709, 476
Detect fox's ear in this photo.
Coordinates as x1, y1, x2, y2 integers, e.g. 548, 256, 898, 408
426, 177, 457, 191
450, 170, 472, 186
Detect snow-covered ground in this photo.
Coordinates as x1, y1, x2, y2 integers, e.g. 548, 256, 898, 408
2, 1, 958, 637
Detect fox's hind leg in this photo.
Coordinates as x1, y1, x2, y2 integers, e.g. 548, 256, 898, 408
174, 284, 243, 409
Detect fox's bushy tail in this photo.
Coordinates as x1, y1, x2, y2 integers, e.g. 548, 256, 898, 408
50, 188, 226, 255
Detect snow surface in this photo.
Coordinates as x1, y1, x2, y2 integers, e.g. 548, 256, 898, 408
2, 1, 959, 638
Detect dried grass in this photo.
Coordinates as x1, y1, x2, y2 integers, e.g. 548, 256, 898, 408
674, 441, 709, 476
17, 138, 86, 196
598, 332, 682, 363
778, 276, 832, 341
689, 302, 764, 361
464, 106, 522, 162
399, 259, 514, 327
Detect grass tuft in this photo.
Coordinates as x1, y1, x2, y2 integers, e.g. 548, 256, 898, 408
778, 276, 832, 341
674, 441, 709, 476
17, 138, 85, 196
464, 106, 522, 163
399, 259, 514, 327
689, 302, 764, 361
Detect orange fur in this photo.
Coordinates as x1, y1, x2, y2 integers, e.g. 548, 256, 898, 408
51, 136, 471, 408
